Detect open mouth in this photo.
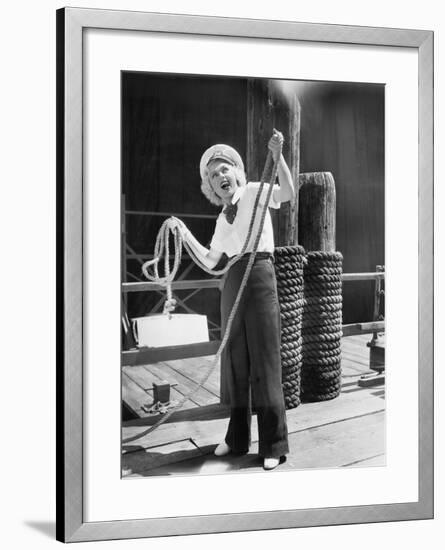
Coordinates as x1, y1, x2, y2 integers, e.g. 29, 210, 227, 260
220, 181, 230, 191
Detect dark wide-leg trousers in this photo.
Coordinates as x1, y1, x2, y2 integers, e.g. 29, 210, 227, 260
221, 254, 289, 458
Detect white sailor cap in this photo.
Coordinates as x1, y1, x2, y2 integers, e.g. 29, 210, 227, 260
199, 144, 244, 180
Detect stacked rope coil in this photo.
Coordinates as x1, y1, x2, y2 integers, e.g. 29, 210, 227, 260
301, 251, 343, 402
274, 245, 307, 409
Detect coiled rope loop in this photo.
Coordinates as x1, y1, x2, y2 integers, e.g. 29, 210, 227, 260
301, 251, 343, 402
274, 245, 307, 410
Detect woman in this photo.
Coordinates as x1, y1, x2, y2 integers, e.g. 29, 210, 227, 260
178, 130, 294, 470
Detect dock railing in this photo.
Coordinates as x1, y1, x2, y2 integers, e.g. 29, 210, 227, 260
121, 270, 385, 366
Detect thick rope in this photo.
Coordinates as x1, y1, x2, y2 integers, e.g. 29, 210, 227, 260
274, 245, 307, 410
301, 251, 343, 403
123, 149, 281, 444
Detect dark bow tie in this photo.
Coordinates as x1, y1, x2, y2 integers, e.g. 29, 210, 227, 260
223, 202, 238, 224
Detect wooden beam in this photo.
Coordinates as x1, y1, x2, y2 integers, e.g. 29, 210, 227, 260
342, 321, 385, 337
357, 373, 385, 387
123, 273, 384, 293
122, 279, 221, 293
122, 341, 220, 365
125, 210, 217, 220
342, 272, 385, 281
125, 271, 144, 283
125, 253, 193, 260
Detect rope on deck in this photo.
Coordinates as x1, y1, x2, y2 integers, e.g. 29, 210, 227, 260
301, 251, 343, 402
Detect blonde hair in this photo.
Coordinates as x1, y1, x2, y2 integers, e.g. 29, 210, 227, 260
200, 166, 247, 206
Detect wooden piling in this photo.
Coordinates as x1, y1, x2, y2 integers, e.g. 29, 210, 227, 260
299, 172, 342, 403
247, 79, 301, 246
298, 172, 336, 252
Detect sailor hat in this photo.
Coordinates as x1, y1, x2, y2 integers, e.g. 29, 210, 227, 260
199, 144, 244, 180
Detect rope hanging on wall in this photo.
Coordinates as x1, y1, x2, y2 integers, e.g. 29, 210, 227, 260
274, 245, 306, 409
301, 251, 343, 402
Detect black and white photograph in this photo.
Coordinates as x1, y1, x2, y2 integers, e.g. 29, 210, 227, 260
120, 72, 386, 478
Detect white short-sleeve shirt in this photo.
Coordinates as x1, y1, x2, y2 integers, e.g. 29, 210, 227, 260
210, 181, 281, 257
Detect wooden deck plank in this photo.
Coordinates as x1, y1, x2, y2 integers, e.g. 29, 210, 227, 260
139, 362, 204, 406
342, 336, 371, 352
164, 357, 221, 396
127, 411, 385, 477
124, 364, 195, 408
341, 351, 370, 368
343, 453, 386, 468
341, 336, 376, 371
342, 336, 369, 349
122, 364, 162, 391
122, 404, 230, 452
340, 363, 367, 377
342, 347, 370, 361
343, 333, 370, 343
122, 372, 152, 418
341, 356, 369, 371
341, 358, 373, 377
342, 338, 371, 355
122, 383, 384, 463
122, 438, 204, 476
342, 335, 372, 351
145, 354, 222, 396
146, 362, 219, 407
123, 366, 198, 413
348, 333, 372, 342
285, 411, 385, 470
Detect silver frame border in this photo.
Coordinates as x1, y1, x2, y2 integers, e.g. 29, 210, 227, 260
56, 7, 434, 542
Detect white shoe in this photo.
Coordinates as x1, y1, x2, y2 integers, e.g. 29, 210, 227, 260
214, 442, 231, 456
263, 457, 280, 470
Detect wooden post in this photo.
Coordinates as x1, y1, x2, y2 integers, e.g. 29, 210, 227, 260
247, 79, 301, 246
299, 172, 341, 401
298, 172, 336, 252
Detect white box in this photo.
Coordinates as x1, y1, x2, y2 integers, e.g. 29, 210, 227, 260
131, 314, 210, 348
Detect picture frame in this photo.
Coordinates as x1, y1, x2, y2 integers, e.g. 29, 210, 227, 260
56, 6, 434, 543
